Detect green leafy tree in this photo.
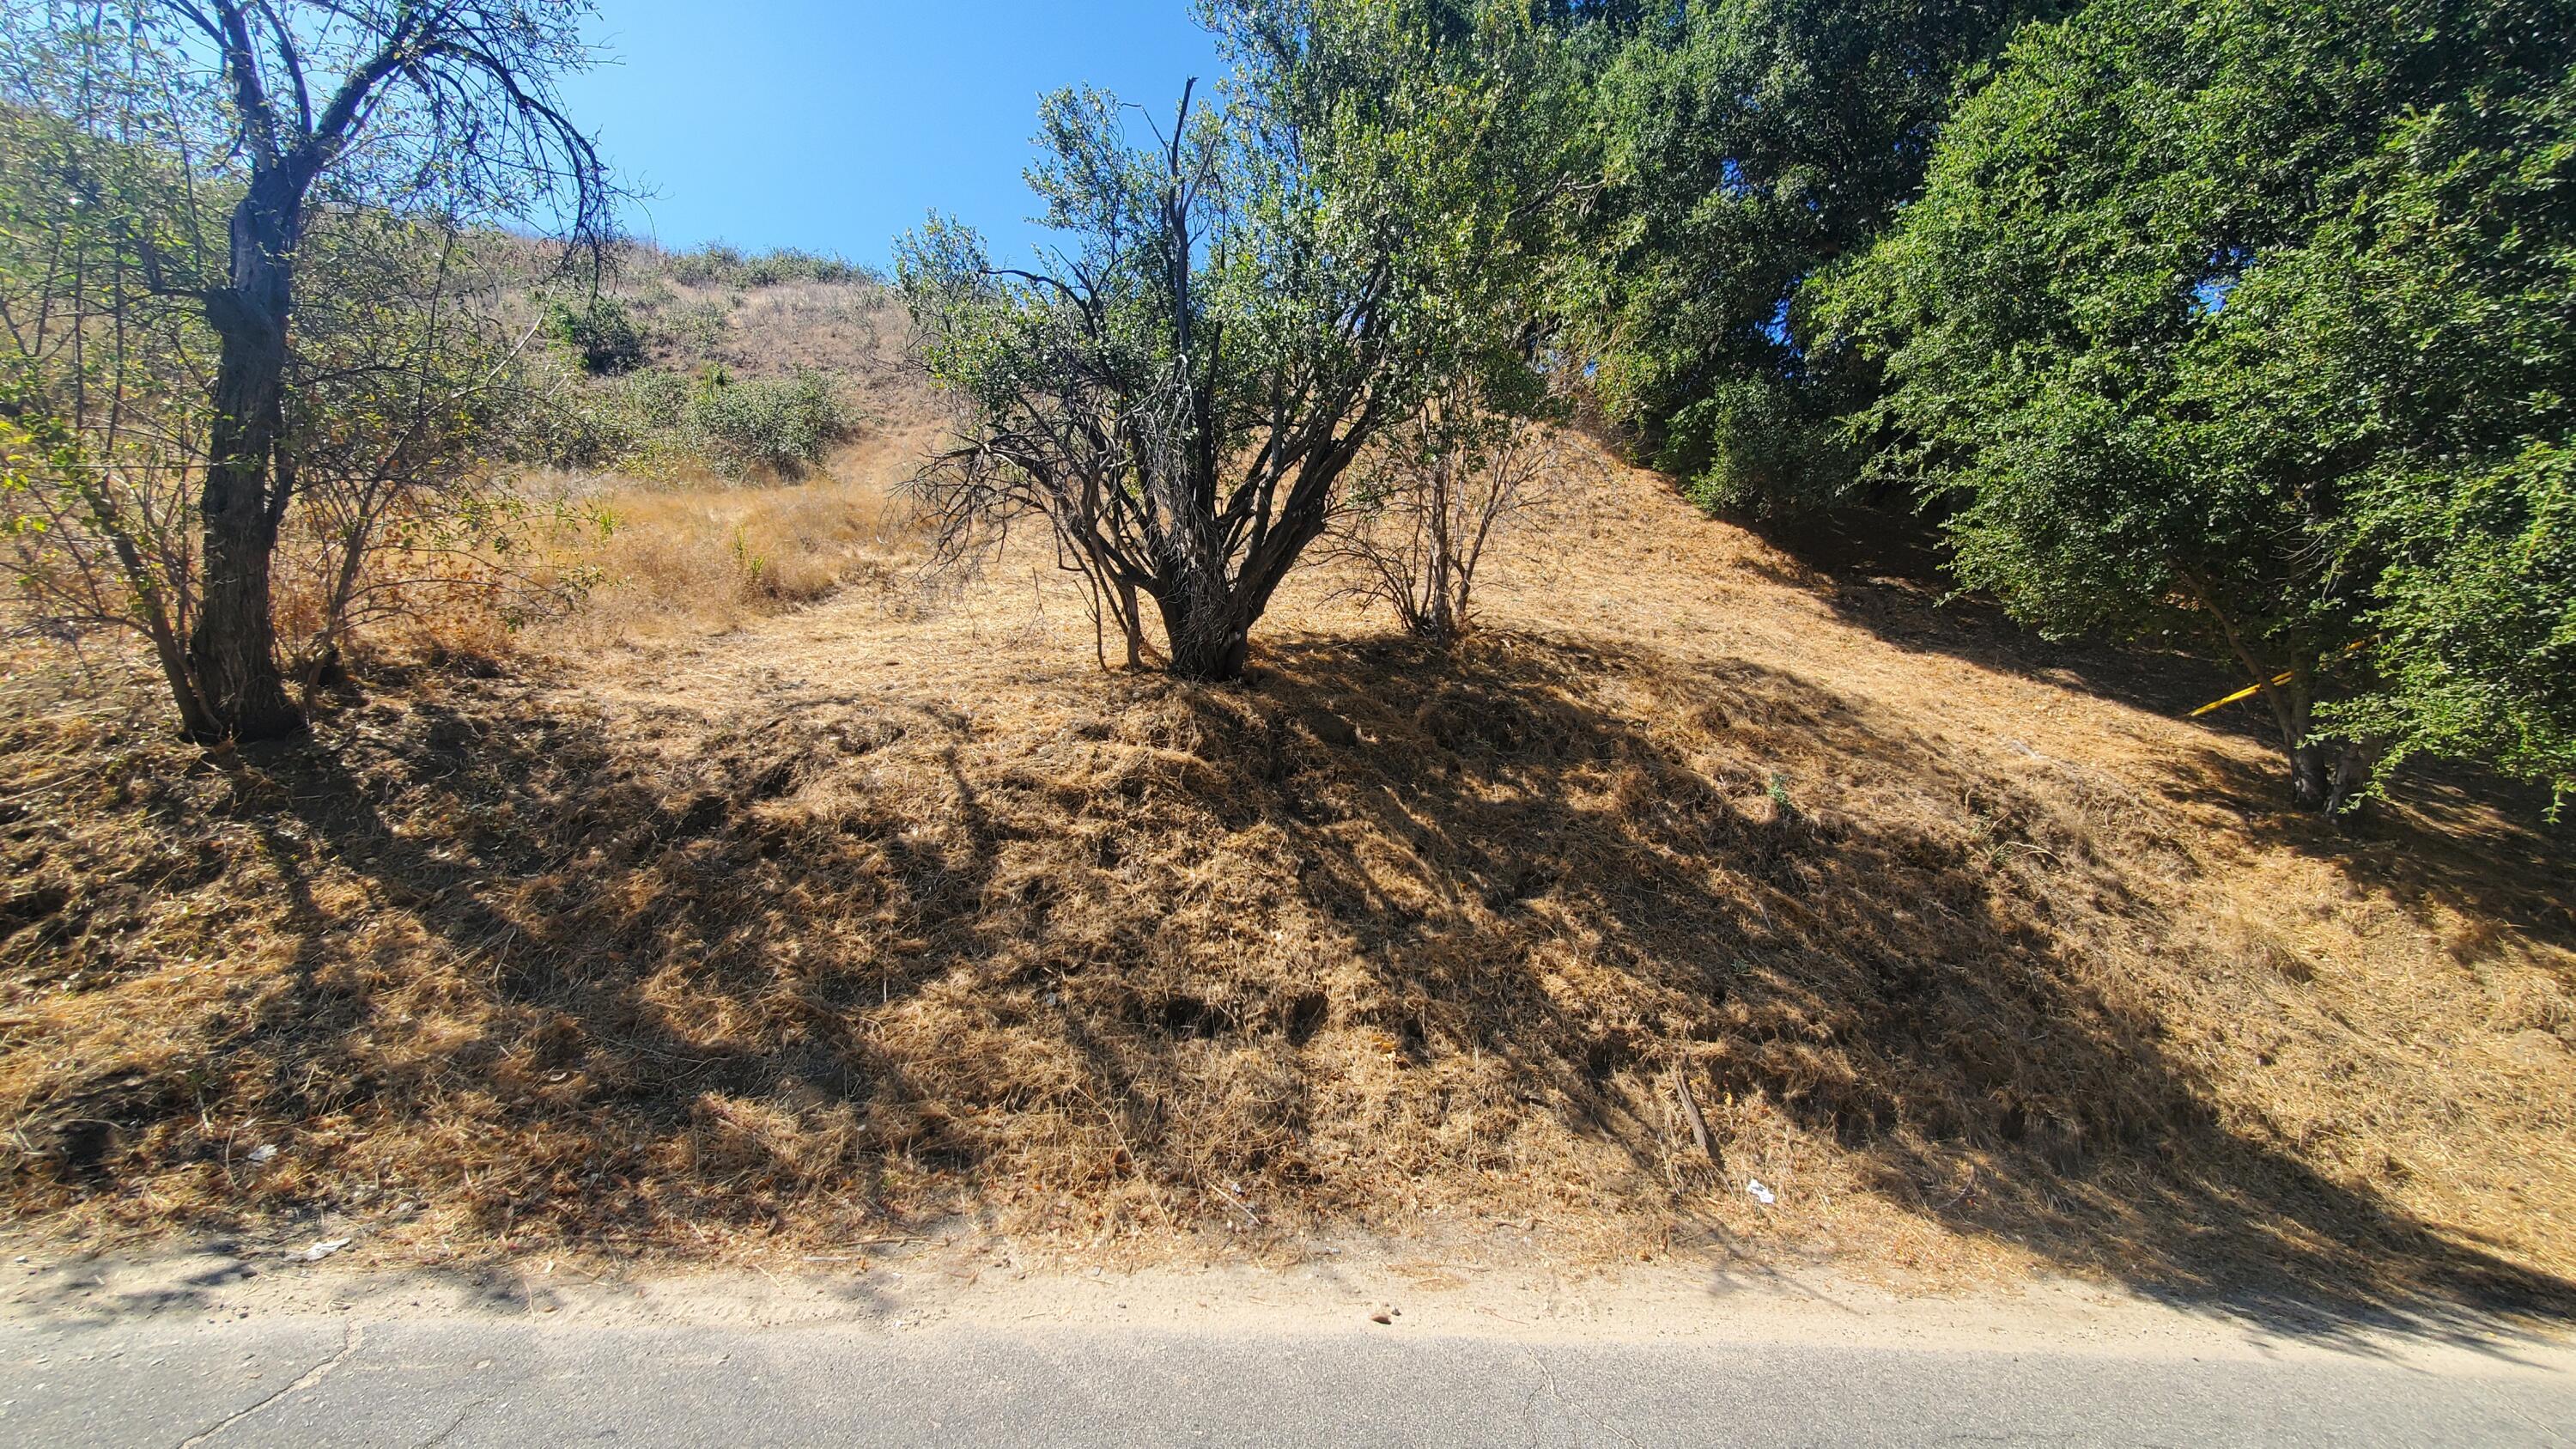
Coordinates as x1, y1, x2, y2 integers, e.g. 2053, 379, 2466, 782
1821, 0, 2576, 810
0, 80, 566, 717
0, 0, 612, 743
2331, 446, 2573, 811
899, 0, 1560, 680
1553, 0, 2059, 514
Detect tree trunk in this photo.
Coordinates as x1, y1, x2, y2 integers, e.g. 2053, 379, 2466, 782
1117, 578, 1145, 670
143, 615, 219, 743
2324, 738, 2380, 817
1157, 589, 1252, 682
1424, 455, 1455, 640
2260, 672, 2351, 814
2287, 738, 2334, 813
189, 499, 298, 740
185, 172, 305, 743
1154, 487, 1345, 681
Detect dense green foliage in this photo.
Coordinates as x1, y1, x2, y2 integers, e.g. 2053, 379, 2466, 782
520, 366, 857, 479
544, 295, 647, 374
1552, 0, 2057, 513
665, 243, 878, 289
2330, 449, 2574, 807
1816, 0, 2576, 808
687, 370, 855, 478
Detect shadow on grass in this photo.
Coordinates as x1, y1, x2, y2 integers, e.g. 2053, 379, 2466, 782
1719, 502, 2242, 719
5, 629, 2567, 1352
1231, 635, 2574, 1353
1718, 499, 2574, 955
2151, 735, 2575, 957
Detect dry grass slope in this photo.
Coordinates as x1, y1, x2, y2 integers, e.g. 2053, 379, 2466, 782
2, 438, 2570, 1346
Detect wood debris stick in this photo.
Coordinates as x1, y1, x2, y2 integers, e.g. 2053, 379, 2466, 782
1672, 1063, 1722, 1168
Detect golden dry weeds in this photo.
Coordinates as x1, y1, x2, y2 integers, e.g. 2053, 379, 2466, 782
1, 440, 2570, 1338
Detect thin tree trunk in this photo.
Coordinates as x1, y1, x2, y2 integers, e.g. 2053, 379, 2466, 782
2287, 738, 2333, 812
185, 174, 305, 742
1118, 577, 1144, 669
1425, 455, 1455, 640
2190, 583, 2342, 814
143, 615, 218, 743
2324, 739, 2379, 816
2263, 672, 2337, 813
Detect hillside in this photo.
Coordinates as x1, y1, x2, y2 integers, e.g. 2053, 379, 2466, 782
3, 399, 2572, 1334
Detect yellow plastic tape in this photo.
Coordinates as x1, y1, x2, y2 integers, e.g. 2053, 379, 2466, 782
2190, 672, 2294, 718
2188, 641, 2370, 718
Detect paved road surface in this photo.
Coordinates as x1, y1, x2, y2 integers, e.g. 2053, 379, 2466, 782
5, 1309, 2573, 1446
4, 1244, 2569, 1446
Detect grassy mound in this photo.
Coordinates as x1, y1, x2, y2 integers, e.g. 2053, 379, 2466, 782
3, 449, 2570, 1338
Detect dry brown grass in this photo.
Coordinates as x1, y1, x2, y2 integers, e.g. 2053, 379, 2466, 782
3, 435, 2572, 1341
537, 429, 940, 644
502, 267, 946, 645
618, 271, 932, 429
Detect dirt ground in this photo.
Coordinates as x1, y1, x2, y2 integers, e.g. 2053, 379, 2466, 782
3, 441, 2571, 1342
10, 1229, 2570, 1368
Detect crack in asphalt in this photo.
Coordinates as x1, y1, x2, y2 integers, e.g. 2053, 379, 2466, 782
410, 1397, 476, 1448
1521, 1342, 1642, 1449
410, 1373, 515, 1449
175, 1322, 365, 1448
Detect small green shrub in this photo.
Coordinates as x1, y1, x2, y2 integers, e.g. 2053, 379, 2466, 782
516, 384, 640, 471
511, 362, 860, 480
689, 371, 856, 478
665, 242, 880, 289
1674, 377, 1863, 520
669, 243, 743, 288
729, 523, 767, 591
626, 368, 690, 429
671, 298, 731, 357
543, 295, 647, 376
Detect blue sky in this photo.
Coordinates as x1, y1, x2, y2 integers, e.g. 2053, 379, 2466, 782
557, 2, 1224, 268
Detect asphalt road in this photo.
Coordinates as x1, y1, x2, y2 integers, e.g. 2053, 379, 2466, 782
4, 1311, 2573, 1447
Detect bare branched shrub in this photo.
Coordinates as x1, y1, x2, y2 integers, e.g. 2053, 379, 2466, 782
1327, 404, 1581, 642
898, 4, 1562, 681
0, 54, 220, 724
